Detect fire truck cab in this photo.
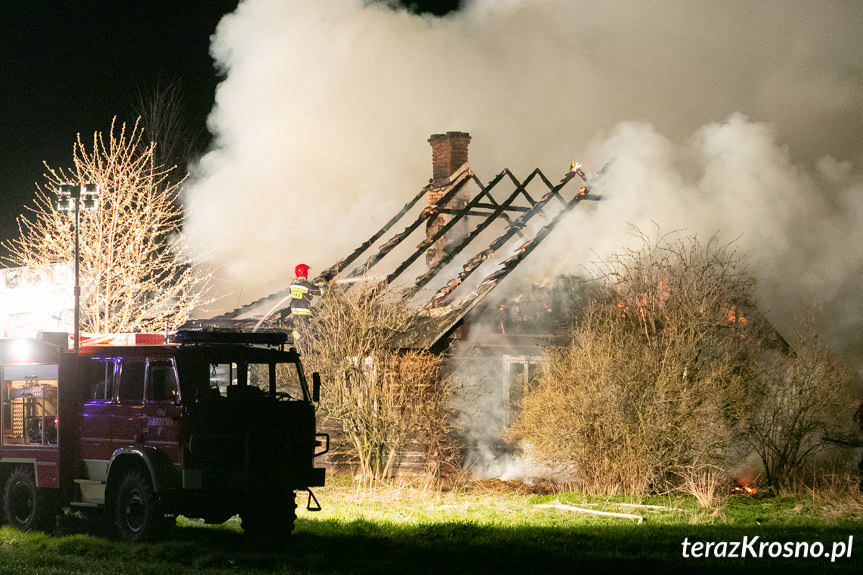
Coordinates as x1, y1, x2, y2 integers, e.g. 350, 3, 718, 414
0, 331, 327, 540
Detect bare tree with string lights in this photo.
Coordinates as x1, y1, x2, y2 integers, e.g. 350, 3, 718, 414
2, 118, 212, 334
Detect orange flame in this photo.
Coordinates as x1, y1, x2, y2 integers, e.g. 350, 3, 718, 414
730, 485, 757, 494
727, 306, 748, 324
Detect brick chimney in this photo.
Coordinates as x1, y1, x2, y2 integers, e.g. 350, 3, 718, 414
426, 132, 471, 269
429, 131, 471, 186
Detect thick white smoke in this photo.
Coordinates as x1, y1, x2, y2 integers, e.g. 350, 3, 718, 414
185, 0, 863, 371
517, 115, 863, 370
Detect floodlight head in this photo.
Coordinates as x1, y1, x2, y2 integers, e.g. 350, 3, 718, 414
82, 183, 100, 209
55, 197, 74, 211
58, 183, 76, 197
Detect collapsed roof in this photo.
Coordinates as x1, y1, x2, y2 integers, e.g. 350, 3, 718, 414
215, 133, 602, 349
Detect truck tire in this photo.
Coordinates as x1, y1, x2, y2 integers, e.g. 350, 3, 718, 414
241, 490, 297, 541
113, 469, 168, 541
3, 466, 57, 532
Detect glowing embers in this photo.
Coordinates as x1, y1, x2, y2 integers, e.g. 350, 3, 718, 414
459, 250, 493, 277
490, 286, 561, 335
730, 483, 757, 495
727, 306, 748, 324
429, 278, 463, 307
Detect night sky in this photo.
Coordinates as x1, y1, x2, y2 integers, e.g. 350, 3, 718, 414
0, 0, 459, 259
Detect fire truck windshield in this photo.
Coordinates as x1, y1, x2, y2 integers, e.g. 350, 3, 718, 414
179, 360, 308, 403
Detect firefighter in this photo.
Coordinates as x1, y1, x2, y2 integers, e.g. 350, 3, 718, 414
289, 263, 322, 339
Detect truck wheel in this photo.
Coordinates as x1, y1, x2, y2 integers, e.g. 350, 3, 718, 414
3, 466, 56, 532
241, 491, 297, 541
114, 469, 167, 541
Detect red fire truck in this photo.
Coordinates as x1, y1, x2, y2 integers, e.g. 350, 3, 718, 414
0, 330, 328, 540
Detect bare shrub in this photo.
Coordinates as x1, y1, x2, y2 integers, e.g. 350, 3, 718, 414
513, 229, 758, 495
675, 463, 728, 509
299, 285, 455, 489
745, 314, 858, 489
803, 472, 863, 520
515, 228, 861, 496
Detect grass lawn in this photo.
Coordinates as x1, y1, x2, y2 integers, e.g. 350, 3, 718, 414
1, 480, 861, 574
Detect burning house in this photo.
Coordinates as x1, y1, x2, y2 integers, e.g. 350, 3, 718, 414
213, 131, 803, 483
215, 131, 602, 476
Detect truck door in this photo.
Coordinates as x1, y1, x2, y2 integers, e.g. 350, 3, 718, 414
142, 358, 181, 465
113, 359, 146, 446
79, 358, 119, 482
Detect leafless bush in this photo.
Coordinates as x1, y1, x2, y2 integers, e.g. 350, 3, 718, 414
298, 285, 456, 489
513, 229, 757, 495
745, 314, 858, 489
515, 228, 860, 496
675, 462, 728, 509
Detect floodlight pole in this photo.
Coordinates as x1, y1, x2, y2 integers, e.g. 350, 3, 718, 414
73, 197, 81, 353
56, 183, 98, 353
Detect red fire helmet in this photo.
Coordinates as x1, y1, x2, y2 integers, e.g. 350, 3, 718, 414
295, 263, 310, 278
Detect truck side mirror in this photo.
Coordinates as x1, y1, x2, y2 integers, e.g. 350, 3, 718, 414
312, 372, 321, 403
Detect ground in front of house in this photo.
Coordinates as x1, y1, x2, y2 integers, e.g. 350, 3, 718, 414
1, 478, 861, 574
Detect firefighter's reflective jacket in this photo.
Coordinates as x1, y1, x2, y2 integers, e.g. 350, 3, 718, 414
289, 278, 322, 316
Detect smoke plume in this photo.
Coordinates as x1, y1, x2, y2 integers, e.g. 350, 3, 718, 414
185, 0, 863, 372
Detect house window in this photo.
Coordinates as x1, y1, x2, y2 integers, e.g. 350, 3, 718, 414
503, 355, 541, 424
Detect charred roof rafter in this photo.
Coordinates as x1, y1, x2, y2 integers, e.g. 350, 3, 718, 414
314, 185, 429, 285
345, 166, 590, 290
405, 168, 552, 298
421, 165, 593, 310
341, 174, 474, 281
383, 170, 525, 284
